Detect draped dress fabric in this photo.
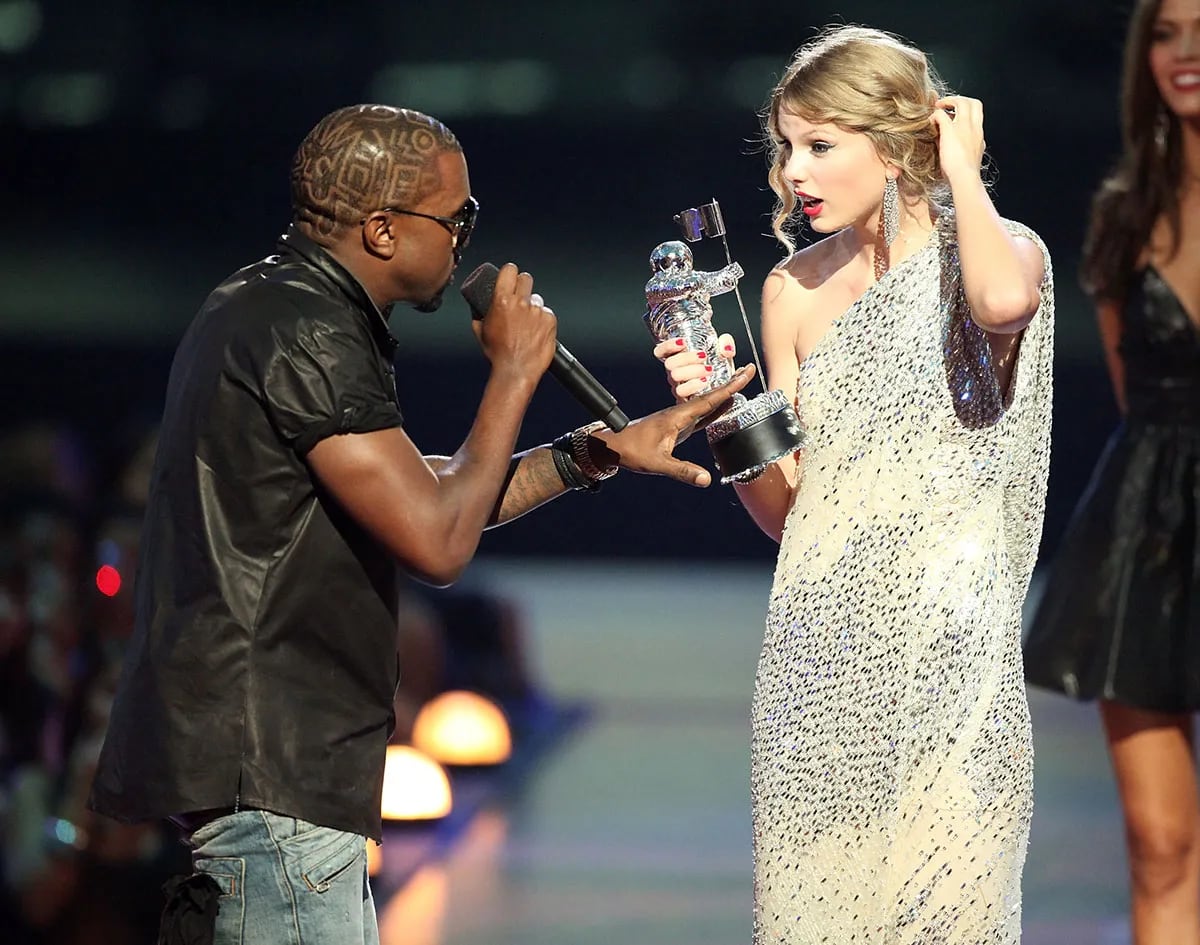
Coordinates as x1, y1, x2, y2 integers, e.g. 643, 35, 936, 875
1024, 267, 1200, 711
752, 217, 1054, 944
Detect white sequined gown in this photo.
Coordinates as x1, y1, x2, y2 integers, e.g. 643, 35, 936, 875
752, 217, 1053, 944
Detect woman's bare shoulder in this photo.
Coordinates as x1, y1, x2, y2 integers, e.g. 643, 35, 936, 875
772, 232, 852, 288
765, 232, 852, 306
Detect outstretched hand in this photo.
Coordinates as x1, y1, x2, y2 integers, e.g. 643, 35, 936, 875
594, 364, 756, 487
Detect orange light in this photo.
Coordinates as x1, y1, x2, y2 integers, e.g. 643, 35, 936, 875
95, 565, 121, 597
412, 690, 512, 766
366, 840, 383, 877
376, 864, 449, 945
380, 745, 452, 821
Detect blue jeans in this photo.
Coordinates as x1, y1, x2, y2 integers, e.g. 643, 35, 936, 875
187, 810, 379, 945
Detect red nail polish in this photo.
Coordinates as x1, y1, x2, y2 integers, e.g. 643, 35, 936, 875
674, 338, 685, 346
697, 351, 707, 359
706, 365, 714, 372
723, 345, 733, 352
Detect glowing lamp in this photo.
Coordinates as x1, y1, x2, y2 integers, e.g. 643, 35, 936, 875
380, 745, 452, 821
412, 690, 512, 766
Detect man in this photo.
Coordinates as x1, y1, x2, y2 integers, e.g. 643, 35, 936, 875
87, 104, 752, 944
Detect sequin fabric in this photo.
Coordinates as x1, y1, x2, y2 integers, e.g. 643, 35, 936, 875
752, 215, 1054, 944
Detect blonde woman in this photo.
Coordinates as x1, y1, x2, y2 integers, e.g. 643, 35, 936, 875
1024, 1, 1200, 941
655, 26, 1054, 942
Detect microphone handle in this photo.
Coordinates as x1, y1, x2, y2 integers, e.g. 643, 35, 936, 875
459, 261, 629, 431
551, 344, 629, 432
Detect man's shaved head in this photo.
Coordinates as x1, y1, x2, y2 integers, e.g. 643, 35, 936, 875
290, 104, 461, 241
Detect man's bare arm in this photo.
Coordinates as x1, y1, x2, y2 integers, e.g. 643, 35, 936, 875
428, 365, 759, 530
426, 448, 566, 528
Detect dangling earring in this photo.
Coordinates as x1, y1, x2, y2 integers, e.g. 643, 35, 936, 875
882, 176, 900, 247
875, 176, 900, 280
1154, 105, 1169, 155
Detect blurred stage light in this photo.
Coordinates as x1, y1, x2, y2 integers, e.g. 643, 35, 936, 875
95, 564, 121, 597
412, 690, 512, 766
369, 63, 475, 117
380, 745, 452, 821
377, 863, 448, 945
481, 60, 554, 115
0, 0, 41, 54
98, 538, 121, 566
369, 60, 553, 118
22, 72, 112, 127
366, 839, 382, 877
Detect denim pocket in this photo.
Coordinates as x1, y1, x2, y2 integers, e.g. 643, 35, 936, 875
198, 857, 243, 898
270, 816, 363, 894
194, 856, 245, 941
298, 832, 363, 893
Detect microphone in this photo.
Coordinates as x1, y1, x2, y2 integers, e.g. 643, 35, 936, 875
461, 263, 629, 432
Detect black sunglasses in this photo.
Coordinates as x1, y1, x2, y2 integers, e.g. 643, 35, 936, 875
379, 195, 479, 257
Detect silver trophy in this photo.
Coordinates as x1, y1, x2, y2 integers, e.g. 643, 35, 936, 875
644, 199, 804, 484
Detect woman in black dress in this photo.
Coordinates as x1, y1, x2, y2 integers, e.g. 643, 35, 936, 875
1024, 0, 1200, 941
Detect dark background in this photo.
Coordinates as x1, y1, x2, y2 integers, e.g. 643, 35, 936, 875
1, 0, 1131, 562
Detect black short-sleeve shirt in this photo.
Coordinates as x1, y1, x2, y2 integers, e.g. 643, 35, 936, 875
90, 227, 405, 841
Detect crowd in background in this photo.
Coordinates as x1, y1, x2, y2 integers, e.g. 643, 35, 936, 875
0, 421, 546, 944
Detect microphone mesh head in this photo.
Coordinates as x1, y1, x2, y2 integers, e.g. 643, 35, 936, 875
460, 263, 500, 319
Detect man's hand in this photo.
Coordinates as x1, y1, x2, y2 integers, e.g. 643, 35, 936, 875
593, 364, 756, 487
472, 263, 557, 386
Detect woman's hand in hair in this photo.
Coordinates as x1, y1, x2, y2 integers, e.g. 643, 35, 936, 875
931, 96, 986, 186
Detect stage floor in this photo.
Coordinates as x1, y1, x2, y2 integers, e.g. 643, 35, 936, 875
375, 558, 1135, 945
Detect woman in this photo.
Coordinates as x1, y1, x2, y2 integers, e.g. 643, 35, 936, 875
655, 26, 1053, 942
1023, 1, 1200, 941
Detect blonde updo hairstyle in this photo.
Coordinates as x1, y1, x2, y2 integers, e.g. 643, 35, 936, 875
765, 26, 951, 253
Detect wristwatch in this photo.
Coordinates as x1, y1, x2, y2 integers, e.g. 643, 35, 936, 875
569, 421, 619, 483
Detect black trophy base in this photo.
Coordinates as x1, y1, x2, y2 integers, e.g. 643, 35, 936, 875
707, 392, 805, 485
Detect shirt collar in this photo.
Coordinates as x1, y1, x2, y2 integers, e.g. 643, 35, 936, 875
277, 224, 398, 356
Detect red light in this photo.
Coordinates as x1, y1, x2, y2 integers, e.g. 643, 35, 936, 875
96, 565, 122, 597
